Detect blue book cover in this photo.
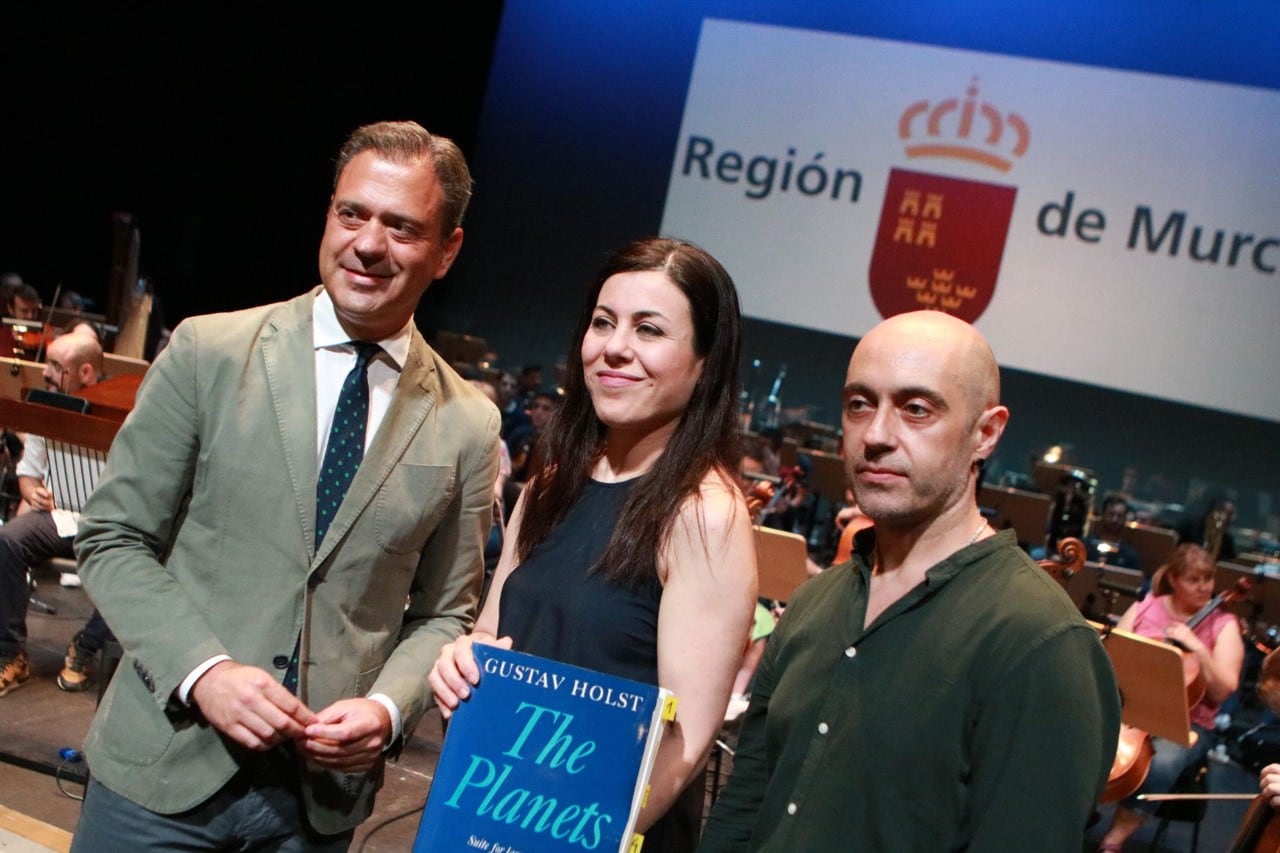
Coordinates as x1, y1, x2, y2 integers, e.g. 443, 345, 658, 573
413, 644, 677, 853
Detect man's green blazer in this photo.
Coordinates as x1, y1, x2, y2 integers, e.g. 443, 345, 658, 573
75, 288, 500, 834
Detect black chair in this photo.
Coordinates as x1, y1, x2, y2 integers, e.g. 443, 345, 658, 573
1148, 754, 1210, 852
27, 567, 56, 615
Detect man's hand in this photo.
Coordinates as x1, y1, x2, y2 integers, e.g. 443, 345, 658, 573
190, 660, 316, 750
297, 698, 392, 773
22, 482, 54, 512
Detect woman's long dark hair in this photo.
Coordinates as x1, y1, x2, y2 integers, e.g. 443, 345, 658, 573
516, 237, 743, 589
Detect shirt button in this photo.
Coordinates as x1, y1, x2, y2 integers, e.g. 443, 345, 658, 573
272, 655, 290, 669
845, 646, 857, 658
818, 722, 829, 734
787, 802, 798, 815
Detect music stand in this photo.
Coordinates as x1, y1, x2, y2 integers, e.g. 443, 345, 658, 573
979, 484, 1052, 548
1094, 622, 1194, 746
1216, 563, 1278, 635
797, 449, 847, 504
1119, 522, 1178, 574
25, 388, 92, 414
753, 526, 810, 604
1061, 563, 1143, 623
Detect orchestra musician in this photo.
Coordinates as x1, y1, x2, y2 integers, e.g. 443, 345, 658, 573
1235, 646, 1280, 850
1256, 648, 1280, 808
0, 280, 45, 360
1085, 493, 1142, 570
1098, 543, 1246, 851
0, 331, 106, 698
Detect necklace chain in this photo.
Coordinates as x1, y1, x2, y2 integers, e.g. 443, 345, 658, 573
872, 519, 989, 575
967, 519, 989, 546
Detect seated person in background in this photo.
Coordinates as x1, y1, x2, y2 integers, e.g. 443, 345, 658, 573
517, 363, 543, 407
727, 602, 777, 720
0, 331, 104, 697
731, 449, 784, 716
1086, 493, 1142, 570
1176, 491, 1238, 561
831, 487, 873, 565
0, 280, 44, 360
1255, 647, 1280, 812
58, 608, 116, 693
758, 458, 813, 537
496, 369, 530, 442
756, 427, 783, 477
506, 390, 559, 485
1098, 543, 1245, 851
732, 435, 768, 489
5, 281, 42, 321
57, 290, 86, 313
467, 378, 512, 597
69, 321, 100, 342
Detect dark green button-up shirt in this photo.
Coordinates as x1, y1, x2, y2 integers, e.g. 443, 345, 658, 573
700, 529, 1120, 852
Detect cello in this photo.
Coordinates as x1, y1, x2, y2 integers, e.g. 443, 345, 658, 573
1101, 576, 1253, 804
1230, 794, 1280, 853
1173, 576, 1253, 706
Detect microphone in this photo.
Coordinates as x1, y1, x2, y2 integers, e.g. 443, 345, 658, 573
740, 358, 761, 421
764, 363, 787, 428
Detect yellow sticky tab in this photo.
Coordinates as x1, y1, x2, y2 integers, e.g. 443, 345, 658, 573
641, 783, 650, 808
628, 832, 645, 853
661, 695, 678, 722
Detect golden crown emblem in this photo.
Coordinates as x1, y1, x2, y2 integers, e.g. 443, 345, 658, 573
898, 77, 1029, 173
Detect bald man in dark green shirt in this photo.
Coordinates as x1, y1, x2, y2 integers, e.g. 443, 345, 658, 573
701, 311, 1119, 851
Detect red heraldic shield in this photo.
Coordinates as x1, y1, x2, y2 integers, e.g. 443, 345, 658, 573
868, 168, 1016, 323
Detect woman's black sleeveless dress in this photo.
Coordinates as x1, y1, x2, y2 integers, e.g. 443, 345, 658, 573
498, 479, 703, 852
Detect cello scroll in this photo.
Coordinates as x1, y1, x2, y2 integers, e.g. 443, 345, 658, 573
1038, 535, 1086, 583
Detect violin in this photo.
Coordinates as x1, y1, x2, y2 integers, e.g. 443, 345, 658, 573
13, 322, 56, 353
746, 479, 775, 525
748, 465, 804, 525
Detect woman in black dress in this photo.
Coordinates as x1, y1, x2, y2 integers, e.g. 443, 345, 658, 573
430, 237, 758, 850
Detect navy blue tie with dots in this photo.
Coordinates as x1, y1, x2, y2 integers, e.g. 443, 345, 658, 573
284, 340, 380, 694
315, 341, 381, 549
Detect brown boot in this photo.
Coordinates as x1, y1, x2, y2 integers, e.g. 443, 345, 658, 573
0, 650, 30, 697
58, 632, 94, 692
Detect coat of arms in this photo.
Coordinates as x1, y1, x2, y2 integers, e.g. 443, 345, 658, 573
868, 79, 1028, 323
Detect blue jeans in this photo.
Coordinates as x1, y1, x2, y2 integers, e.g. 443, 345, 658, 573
71, 750, 354, 852
76, 609, 114, 653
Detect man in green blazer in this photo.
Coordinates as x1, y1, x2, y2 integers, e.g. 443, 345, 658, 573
70, 121, 500, 850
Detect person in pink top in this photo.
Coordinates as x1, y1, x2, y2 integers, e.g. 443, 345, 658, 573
1099, 543, 1245, 850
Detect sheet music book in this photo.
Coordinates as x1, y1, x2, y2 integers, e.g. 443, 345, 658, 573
414, 645, 677, 853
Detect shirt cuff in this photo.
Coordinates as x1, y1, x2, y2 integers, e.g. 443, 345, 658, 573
179, 654, 233, 705
368, 693, 403, 750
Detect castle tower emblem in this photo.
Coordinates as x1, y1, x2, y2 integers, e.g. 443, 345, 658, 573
869, 78, 1025, 323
